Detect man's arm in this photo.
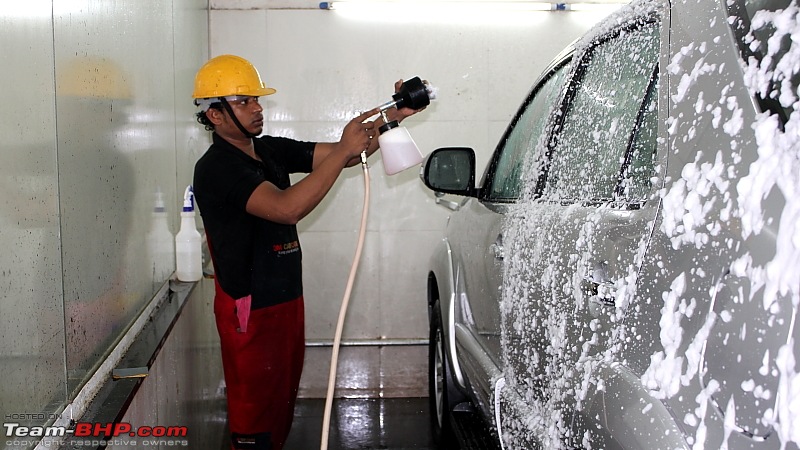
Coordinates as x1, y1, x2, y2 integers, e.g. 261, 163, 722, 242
245, 109, 376, 224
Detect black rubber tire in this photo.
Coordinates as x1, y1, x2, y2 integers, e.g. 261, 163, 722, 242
429, 300, 463, 448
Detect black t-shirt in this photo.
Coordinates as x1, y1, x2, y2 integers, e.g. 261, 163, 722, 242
193, 133, 316, 309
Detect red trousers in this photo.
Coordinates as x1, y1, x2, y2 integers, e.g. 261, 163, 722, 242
214, 280, 305, 450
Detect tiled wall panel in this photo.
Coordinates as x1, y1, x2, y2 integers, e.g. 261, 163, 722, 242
209, 7, 605, 342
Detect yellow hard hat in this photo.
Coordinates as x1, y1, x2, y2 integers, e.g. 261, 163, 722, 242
192, 54, 276, 100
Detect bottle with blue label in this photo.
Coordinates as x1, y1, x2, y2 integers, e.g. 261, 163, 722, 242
175, 185, 202, 282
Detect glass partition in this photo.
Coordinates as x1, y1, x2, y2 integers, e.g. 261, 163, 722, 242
0, 0, 208, 436
0, 0, 66, 428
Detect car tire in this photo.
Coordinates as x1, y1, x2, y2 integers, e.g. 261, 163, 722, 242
429, 300, 463, 447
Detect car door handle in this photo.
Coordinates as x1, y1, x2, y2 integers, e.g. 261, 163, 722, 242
582, 261, 615, 306
490, 243, 504, 260
490, 235, 504, 261
583, 278, 616, 306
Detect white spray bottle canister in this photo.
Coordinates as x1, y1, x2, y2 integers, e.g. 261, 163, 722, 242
175, 185, 202, 282
147, 188, 175, 282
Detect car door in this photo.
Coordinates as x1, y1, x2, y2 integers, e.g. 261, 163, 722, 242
500, 14, 664, 446
446, 56, 572, 413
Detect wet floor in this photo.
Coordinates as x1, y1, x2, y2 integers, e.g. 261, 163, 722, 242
218, 345, 441, 449
285, 397, 438, 449
219, 397, 439, 450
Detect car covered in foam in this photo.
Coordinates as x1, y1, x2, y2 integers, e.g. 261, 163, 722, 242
422, 0, 800, 448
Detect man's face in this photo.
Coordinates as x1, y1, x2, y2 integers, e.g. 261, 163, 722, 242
213, 95, 264, 138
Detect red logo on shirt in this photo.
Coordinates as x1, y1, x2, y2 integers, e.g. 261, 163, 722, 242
273, 240, 299, 255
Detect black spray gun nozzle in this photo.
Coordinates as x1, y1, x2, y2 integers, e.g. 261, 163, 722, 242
377, 76, 433, 113
392, 76, 431, 110
377, 76, 434, 134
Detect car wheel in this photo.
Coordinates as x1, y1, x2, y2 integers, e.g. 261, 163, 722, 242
429, 300, 462, 447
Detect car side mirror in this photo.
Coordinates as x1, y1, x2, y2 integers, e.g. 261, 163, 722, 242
420, 147, 477, 197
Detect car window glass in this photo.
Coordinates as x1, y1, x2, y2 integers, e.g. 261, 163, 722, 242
487, 64, 569, 201
544, 23, 659, 202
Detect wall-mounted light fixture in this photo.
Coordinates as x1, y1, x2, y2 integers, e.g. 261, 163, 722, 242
319, 1, 628, 23
321, 1, 555, 12
319, 1, 629, 12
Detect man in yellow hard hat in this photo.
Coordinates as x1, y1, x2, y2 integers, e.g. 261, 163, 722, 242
191, 54, 422, 450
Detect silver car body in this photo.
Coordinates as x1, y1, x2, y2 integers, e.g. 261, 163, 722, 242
424, 0, 800, 448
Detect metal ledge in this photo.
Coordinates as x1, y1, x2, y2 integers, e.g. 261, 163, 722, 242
59, 280, 198, 450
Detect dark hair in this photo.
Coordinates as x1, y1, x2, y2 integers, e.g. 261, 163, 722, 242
195, 104, 222, 131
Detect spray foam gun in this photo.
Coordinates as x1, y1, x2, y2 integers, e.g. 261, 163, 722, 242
372, 76, 437, 175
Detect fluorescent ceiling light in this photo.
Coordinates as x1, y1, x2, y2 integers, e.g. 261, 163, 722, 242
321, 1, 566, 24
568, 2, 626, 11
320, 1, 629, 23
322, 1, 629, 11
0, 0, 52, 18
324, 1, 554, 12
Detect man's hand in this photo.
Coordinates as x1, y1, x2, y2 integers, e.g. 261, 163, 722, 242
335, 108, 379, 161
392, 78, 428, 122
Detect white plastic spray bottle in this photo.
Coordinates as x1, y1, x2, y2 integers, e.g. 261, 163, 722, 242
175, 185, 202, 282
